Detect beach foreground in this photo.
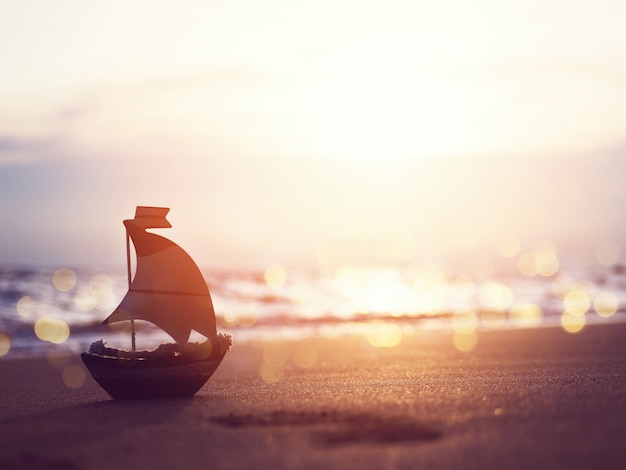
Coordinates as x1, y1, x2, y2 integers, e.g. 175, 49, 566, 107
1, 323, 625, 469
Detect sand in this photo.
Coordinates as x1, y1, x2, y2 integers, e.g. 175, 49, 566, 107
1, 323, 625, 469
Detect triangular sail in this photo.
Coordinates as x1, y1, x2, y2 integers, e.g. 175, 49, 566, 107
103, 207, 217, 344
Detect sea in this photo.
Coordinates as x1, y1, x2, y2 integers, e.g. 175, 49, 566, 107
1, 261, 625, 358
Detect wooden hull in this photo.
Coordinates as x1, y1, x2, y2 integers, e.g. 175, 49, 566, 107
81, 340, 229, 400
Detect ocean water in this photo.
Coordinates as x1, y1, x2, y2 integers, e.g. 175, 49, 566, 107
0, 262, 625, 358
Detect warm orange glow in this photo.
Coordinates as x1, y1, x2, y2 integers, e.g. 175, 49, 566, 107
593, 292, 618, 318
0, 1, 622, 274
52, 268, 76, 291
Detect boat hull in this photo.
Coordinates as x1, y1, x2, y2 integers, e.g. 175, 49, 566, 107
81, 341, 229, 400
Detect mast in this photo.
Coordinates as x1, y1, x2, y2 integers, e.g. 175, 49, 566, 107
126, 229, 136, 351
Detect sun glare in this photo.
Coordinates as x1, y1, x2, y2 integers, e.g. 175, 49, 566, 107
310, 47, 471, 161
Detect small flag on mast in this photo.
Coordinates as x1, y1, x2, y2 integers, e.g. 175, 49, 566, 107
130, 206, 172, 229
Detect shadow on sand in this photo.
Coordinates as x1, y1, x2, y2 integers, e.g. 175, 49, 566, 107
211, 409, 442, 447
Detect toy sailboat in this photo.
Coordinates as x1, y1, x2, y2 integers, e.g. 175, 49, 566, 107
81, 206, 232, 399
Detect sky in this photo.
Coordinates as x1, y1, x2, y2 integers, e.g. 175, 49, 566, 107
0, 0, 624, 269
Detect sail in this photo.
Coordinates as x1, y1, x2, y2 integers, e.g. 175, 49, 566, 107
103, 207, 217, 344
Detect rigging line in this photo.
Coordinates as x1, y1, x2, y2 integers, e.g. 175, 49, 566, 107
126, 229, 136, 352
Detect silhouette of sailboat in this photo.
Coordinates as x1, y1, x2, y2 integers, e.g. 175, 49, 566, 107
81, 206, 232, 399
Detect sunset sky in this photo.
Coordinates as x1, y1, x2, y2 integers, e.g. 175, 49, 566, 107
0, 0, 624, 269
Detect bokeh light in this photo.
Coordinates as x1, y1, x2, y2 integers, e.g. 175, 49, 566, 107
289, 284, 312, 305
366, 322, 403, 348
478, 282, 513, 310
16, 295, 37, 319
46, 350, 72, 369
593, 292, 618, 318
62, 365, 86, 389
497, 235, 520, 258
552, 275, 576, 298
595, 241, 620, 267
535, 253, 559, 277
259, 361, 284, 384
236, 305, 259, 327
264, 264, 287, 289
52, 268, 77, 291
518, 253, 538, 277
453, 331, 477, 352
0, 332, 11, 356
533, 240, 557, 257
509, 304, 543, 328
561, 312, 585, 334
74, 288, 97, 311
563, 289, 590, 316
292, 342, 317, 368
480, 310, 506, 329
334, 267, 415, 317
449, 275, 476, 301
413, 273, 447, 315
34, 317, 70, 344
518, 241, 559, 277
263, 342, 291, 368
89, 275, 117, 310
221, 309, 238, 327
451, 311, 478, 334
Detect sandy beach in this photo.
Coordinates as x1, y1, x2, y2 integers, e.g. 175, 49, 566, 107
1, 323, 625, 469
